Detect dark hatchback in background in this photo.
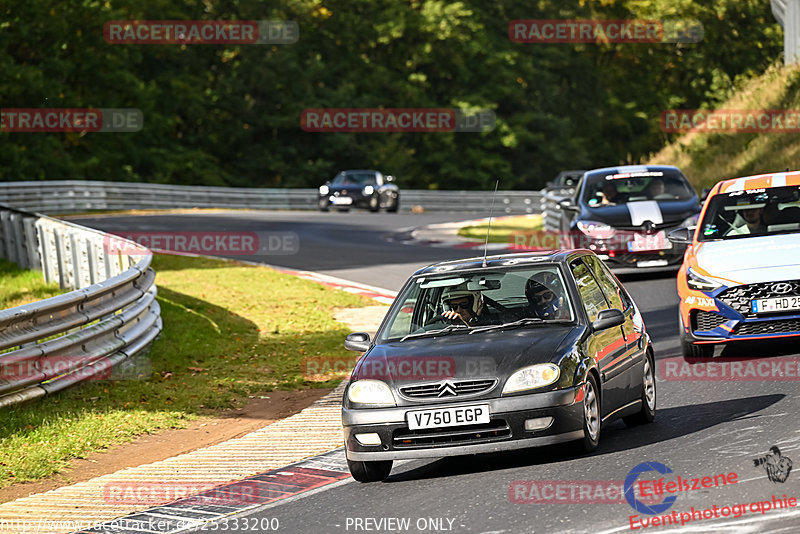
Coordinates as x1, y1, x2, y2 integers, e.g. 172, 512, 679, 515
546, 165, 701, 271
318, 169, 399, 212
543, 169, 586, 197
341, 250, 656, 482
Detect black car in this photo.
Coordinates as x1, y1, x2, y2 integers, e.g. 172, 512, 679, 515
318, 169, 399, 212
545, 165, 701, 271
341, 250, 656, 482
543, 169, 586, 197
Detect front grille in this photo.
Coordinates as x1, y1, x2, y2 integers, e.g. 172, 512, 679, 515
393, 421, 511, 448
693, 310, 727, 331
719, 280, 800, 318
737, 318, 800, 336
399, 379, 497, 399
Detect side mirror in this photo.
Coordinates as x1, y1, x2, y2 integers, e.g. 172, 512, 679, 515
667, 227, 693, 245
592, 309, 625, 332
558, 199, 578, 211
700, 188, 711, 202
385, 175, 395, 182
345, 332, 371, 352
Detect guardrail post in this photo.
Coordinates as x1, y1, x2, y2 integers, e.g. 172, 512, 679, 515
37, 225, 55, 284
10, 214, 27, 269
53, 228, 67, 289
69, 232, 85, 289
23, 217, 41, 271
0, 211, 17, 264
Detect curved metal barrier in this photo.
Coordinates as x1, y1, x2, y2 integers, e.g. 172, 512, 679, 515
0, 204, 162, 408
0, 181, 543, 215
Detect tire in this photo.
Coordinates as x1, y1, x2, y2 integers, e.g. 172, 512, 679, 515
387, 196, 399, 213
678, 310, 714, 358
368, 195, 380, 212
347, 459, 393, 483
624, 351, 656, 426
318, 198, 329, 212
579, 373, 601, 453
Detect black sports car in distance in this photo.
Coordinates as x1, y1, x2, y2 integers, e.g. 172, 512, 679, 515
546, 165, 701, 271
341, 250, 656, 482
318, 169, 399, 212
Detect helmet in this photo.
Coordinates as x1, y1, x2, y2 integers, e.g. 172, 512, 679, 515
441, 285, 483, 316
525, 276, 561, 319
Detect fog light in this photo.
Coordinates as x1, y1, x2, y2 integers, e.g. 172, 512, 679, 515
355, 433, 382, 446
524, 417, 554, 431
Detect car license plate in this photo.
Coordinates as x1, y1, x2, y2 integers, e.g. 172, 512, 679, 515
406, 405, 490, 430
331, 196, 353, 205
636, 259, 669, 268
752, 296, 800, 313
627, 231, 671, 252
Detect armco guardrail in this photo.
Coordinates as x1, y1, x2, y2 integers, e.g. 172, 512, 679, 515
0, 181, 543, 215
0, 204, 162, 408
541, 190, 571, 231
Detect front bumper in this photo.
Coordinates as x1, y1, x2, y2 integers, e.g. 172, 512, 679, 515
343, 385, 584, 461
681, 292, 800, 344
320, 192, 371, 208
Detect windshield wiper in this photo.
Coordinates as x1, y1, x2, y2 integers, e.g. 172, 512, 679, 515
400, 324, 469, 342
468, 317, 545, 334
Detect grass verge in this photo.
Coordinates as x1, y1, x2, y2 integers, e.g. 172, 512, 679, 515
648, 63, 800, 190
457, 214, 544, 244
0, 254, 377, 488
0, 259, 64, 309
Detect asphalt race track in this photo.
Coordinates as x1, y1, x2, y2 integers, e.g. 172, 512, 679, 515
75, 211, 800, 534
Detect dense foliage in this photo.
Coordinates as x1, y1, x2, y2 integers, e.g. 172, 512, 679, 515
0, 0, 782, 189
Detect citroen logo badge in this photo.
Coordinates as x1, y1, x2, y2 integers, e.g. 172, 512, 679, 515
437, 382, 457, 397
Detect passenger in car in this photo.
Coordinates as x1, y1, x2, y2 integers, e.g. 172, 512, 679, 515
524, 276, 570, 320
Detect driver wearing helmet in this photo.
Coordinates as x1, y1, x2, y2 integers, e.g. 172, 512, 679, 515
441, 285, 500, 326
525, 273, 569, 320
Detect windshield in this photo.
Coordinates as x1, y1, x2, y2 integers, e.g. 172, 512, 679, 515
582, 169, 695, 206
698, 185, 800, 241
378, 266, 575, 343
332, 172, 378, 185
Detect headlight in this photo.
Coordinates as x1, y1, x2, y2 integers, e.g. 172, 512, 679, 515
363, 185, 374, 195
686, 268, 722, 292
319, 185, 329, 195
503, 363, 560, 394
576, 220, 616, 240
347, 380, 396, 405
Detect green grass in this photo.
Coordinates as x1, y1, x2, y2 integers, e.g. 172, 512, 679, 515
457, 214, 544, 243
648, 63, 800, 190
0, 259, 63, 309
0, 254, 371, 488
